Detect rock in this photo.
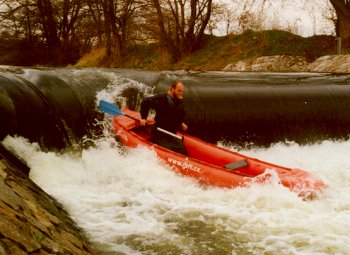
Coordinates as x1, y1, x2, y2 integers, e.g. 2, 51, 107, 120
306, 54, 350, 73
223, 54, 350, 73
224, 55, 308, 72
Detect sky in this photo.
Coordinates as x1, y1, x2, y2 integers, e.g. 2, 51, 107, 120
267, 0, 334, 36
213, 0, 334, 37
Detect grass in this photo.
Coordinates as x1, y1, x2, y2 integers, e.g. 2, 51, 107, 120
75, 47, 106, 67
76, 30, 337, 70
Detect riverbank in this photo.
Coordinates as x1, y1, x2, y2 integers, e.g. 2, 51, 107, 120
77, 30, 345, 72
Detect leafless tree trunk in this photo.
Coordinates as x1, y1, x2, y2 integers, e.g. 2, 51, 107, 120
58, 0, 84, 63
329, 0, 350, 48
88, 0, 141, 66
151, 0, 213, 61
37, 0, 61, 63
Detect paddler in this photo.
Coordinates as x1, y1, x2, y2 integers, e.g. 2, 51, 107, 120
139, 80, 188, 155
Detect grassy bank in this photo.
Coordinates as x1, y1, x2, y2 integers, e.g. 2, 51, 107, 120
76, 30, 337, 71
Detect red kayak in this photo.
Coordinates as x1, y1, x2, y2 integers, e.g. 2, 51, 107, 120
113, 109, 325, 198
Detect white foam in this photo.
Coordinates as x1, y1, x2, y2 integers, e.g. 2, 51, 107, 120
3, 135, 350, 254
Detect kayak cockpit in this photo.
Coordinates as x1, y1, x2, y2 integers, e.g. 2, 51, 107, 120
130, 126, 255, 176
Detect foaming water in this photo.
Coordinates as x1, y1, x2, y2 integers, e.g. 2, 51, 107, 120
3, 136, 350, 254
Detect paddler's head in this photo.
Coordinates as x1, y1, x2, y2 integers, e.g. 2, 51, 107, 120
169, 80, 184, 100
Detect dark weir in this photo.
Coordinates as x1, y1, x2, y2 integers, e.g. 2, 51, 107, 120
2, 69, 350, 150
155, 72, 350, 146
0, 71, 89, 149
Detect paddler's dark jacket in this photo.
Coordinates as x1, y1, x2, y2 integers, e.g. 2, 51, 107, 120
140, 93, 185, 133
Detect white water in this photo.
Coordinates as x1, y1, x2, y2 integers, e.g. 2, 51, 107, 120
3, 135, 350, 255
3, 69, 350, 254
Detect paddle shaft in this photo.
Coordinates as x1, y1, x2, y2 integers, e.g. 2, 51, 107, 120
98, 100, 183, 141
124, 113, 183, 141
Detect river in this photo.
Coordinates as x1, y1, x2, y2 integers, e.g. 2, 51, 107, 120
1, 67, 350, 254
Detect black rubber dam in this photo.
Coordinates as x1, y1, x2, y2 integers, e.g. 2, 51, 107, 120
1, 67, 350, 150
155, 72, 350, 145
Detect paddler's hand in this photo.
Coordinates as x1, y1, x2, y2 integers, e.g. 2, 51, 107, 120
181, 123, 188, 131
140, 119, 147, 126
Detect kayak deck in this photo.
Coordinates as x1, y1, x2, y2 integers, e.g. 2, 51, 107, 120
130, 125, 290, 178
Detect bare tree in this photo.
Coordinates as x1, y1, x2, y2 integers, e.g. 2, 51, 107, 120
254, 0, 346, 46
55, 0, 85, 63
208, 2, 237, 35
0, 0, 149, 65
85, 0, 143, 66
151, 0, 213, 61
0, 0, 47, 64
37, 0, 61, 62
0, 0, 89, 64
320, 1, 337, 35
329, 0, 350, 48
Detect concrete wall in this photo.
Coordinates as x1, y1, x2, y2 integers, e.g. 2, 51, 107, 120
0, 144, 96, 254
